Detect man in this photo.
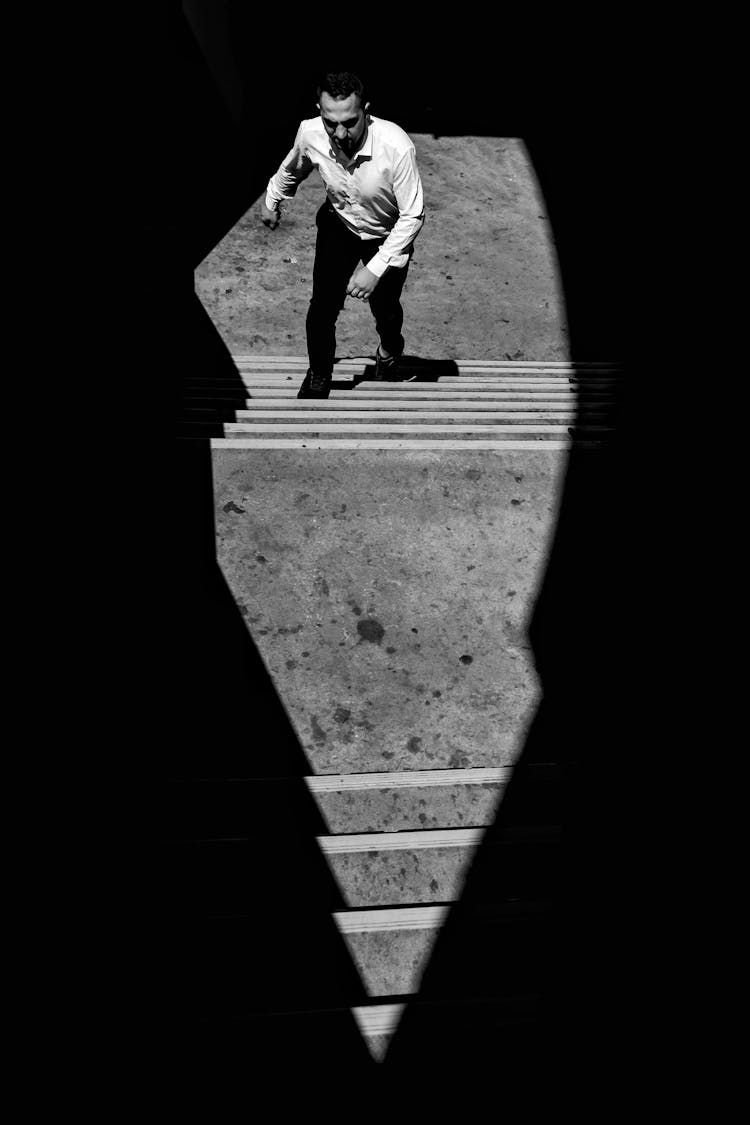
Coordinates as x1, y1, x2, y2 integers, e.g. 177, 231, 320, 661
261, 71, 425, 398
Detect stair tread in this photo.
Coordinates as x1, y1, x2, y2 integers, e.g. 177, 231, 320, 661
307, 767, 511, 790
318, 827, 484, 851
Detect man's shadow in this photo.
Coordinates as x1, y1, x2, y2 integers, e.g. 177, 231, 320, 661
349, 355, 460, 385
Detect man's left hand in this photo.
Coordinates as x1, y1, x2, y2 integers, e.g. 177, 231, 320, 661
347, 264, 379, 301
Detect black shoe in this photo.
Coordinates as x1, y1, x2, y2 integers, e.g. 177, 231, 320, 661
373, 347, 401, 382
297, 368, 332, 399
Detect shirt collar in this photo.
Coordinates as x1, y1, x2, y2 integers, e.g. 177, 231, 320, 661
356, 120, 374, 160
332, 117, 375, 167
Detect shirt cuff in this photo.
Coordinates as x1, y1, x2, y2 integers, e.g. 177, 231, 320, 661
264, 192, 279, 212
367, 252, 390, 279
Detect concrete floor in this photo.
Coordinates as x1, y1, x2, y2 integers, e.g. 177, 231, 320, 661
213, 447, 565, 776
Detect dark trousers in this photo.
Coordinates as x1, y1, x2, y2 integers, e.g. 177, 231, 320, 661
306, 200, 412, 377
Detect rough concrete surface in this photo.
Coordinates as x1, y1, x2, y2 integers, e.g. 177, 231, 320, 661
342, 927, 439, 996
314, 780, 507, 834
325, 843, 475, 909
213, 448, 564, 774
195, 135, 568, 362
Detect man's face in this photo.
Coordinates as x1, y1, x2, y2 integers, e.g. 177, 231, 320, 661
318, 91, 370, 158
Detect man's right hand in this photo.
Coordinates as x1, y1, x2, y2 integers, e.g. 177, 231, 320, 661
261, 201, 280, 229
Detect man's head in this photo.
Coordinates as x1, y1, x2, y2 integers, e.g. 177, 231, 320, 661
316, 71, 370, 158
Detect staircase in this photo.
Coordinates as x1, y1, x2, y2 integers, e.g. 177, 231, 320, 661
202, 354, 618, 450
197, 354, 620, 1059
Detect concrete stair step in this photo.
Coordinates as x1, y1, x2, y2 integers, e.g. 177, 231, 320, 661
232, 354, 621, 372
188, 384, 616, 402
223, 397, 608, 412
335, 905, 447, 998
237, 389, 612, 403
230, 407, 602, 422
319, 823, 483, 909
212, 438, 595, 450
179, 420, 611, 442
229, 373, 620, 384
237, 378, 615, 392
219, 428, 607, 446
318, 825, 559, 908
223, 424, 612, 437
306, 766, 510, 832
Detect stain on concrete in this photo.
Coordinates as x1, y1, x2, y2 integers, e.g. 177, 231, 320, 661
429, 878, 439, 893
310, 715, 327, 744
511, 499, 523, 506
255, 554, 267, 563
294, 492, 311, 505
432, 690, 442, 697
357, 617, 385, 644
503, 619, 526, 646
411, 627, 419, 633
285, 659, 298, 670
301, 650, 310, 657
277, 624, 304, 635
385, 646, 397, 654
349, 602, 363, 616
355, 718, 375, 731
314, 576, 330, 597
465, 469, 482, 481
334, 706, 352, 724
238, 603, 249, 617
223, 501, 246, 514
459, 654, 474, 665
382, 750, 395, 760
407, 736, 423, 754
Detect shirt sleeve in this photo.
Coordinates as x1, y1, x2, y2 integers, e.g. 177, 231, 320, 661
367, 145, 425, 278
264, 121, 314, 210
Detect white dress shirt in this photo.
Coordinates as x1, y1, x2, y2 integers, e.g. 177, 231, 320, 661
265, 115, 425, 278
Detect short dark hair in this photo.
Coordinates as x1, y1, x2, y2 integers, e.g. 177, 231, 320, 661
316, 71, 367, 107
